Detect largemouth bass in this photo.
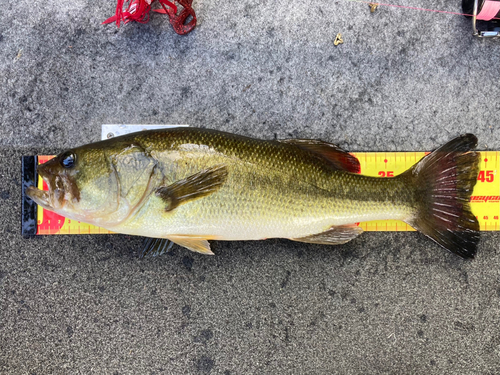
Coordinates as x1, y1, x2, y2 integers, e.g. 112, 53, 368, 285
26, 128, 480, 258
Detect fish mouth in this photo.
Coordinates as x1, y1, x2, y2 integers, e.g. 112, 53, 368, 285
26, 185, 53, 210
26, 159, 81, 212
25, 164, 65, 211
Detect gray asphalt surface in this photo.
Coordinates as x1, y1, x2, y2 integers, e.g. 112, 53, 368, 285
2, 0, 500, 374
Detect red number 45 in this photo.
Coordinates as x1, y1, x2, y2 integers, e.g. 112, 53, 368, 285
478, 170, 494, 183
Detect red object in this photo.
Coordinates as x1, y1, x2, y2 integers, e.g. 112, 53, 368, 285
477, 0, 500, 20
39, 179, 66, 234
103, 0, 196, 35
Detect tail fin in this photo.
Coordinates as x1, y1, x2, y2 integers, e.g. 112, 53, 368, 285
403, 134, 480, 259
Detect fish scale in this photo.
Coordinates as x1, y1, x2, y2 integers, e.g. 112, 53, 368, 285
34, 151, 499, 235
33, 151, 500, 235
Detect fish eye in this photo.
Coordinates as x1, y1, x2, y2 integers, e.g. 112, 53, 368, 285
60, 152, 76, 169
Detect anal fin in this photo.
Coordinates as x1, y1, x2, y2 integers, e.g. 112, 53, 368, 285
291, 224, 363, 245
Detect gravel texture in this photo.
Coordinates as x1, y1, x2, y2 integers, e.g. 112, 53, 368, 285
1, 0, 500, 374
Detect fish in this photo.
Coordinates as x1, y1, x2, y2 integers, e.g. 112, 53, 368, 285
26, 128, 480, 258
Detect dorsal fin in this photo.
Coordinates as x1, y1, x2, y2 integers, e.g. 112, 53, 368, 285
280, 139, 360, 173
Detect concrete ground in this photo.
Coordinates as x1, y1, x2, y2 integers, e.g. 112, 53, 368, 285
1, 0, 500, 374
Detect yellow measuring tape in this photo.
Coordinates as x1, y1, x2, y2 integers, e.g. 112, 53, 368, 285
36, 152, 500, 235
351, 151, 499, 232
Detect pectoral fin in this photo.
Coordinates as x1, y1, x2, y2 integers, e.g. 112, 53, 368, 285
168, 236, 215, 255
291, 224, 363, 245
155, 165, 228, 211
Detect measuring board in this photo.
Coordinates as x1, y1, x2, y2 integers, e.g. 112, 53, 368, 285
22, 151, 500, 236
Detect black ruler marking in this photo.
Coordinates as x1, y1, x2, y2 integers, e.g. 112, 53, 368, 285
21, 155, 38, 236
